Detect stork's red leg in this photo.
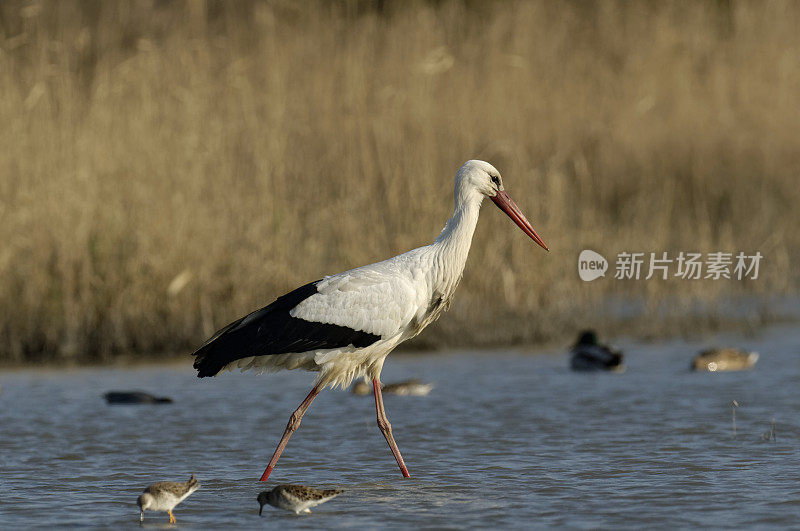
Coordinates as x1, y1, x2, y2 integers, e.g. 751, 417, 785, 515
259, 385, 321, 481
373, 378, 411, 478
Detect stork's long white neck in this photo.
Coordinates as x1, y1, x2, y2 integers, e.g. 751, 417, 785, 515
428, 187, 484, 298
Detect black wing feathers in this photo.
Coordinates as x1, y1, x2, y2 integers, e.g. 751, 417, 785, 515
192, 280, 381, 377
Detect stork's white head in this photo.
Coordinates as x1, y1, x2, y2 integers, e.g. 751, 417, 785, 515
454, 160, 549, 251
455, 160, 505, 198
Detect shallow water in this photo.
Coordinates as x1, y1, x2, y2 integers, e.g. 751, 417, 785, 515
2, 325, 799, 529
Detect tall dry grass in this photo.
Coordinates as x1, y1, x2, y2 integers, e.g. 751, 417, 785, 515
1, 0, 798, 362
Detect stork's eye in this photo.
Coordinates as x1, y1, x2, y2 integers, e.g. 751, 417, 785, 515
491, 175, 500, 186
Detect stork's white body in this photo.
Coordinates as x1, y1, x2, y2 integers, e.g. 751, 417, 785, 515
226, 202, 478, 389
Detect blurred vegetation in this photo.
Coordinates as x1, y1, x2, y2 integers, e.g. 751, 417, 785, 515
1, 0, 798, 363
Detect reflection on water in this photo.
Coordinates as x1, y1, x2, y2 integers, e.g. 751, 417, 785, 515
1, 325, 799, 528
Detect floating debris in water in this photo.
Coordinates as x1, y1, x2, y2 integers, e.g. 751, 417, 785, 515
760, 418, 777, 442
731, 400, 740, 437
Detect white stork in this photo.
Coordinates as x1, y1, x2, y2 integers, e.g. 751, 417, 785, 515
192, 160, 548, 480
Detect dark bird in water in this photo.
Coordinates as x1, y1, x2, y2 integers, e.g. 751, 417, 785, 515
137, 474, 199, 523
570, 330, 624, 372
691, 348, 758, 372
103, 391, 173, 404
257, 485, 343, 515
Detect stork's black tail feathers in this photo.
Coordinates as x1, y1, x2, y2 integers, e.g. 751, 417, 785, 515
192, 311, 261, 378
191, 280, 380, 377
191, 281, 320, 377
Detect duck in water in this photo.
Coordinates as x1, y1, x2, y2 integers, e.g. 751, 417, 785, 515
104, 391, 173, 404
691, 348, 758, 372
570, 330, 624, 372
352, 379, 434, 396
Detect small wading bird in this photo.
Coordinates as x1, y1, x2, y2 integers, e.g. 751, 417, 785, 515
137, 474, 199, 523
192, 160, 549, 480
257, 485, 344, 515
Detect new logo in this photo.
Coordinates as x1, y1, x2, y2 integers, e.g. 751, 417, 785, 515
578, 250, 608, 281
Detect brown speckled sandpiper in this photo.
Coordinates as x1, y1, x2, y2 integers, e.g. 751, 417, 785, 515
257, 484, 343, 515
137, 474, 199, 523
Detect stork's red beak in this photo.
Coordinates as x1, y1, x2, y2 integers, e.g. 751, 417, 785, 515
491, 190, 549, 251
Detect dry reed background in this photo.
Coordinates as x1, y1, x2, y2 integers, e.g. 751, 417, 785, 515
1, 0, 798, 363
